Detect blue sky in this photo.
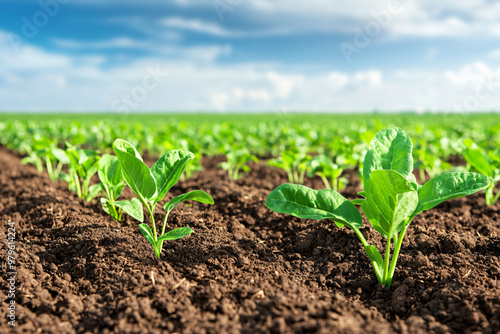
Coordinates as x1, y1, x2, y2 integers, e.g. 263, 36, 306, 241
1, 0, 500, 112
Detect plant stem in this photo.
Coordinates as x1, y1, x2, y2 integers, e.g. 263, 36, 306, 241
387, 224, 409, 288
492, 187, 500, 205
147, 204, 158, 241
321, 176, 331, 189
161, 211, 170, 236
383, 235, 392, 284
74, 173, 82, 198
352, 228, 369, 248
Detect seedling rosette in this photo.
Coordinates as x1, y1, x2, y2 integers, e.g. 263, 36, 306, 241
266, 127, 490, 287
113, 139, 214, 258
462, 141, 500, 205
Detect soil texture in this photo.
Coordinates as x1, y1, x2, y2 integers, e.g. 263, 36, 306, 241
1, 146, 499, 333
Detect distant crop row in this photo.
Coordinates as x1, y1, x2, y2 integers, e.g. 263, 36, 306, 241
1, 114, 499, 204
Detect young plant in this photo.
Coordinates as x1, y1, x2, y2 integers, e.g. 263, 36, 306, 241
21, 138, 69, 181
219, 146, 258, 180
413, 142, 451, 182
307, 154, 348, 191
98, 154, 143, 221
64, 143, 101, 201
269, 150, 311, 184
266, 127, 490, 288
462, 143, 500, 205
113, 139, 214, 258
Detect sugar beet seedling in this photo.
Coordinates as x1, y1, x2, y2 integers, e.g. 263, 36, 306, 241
266, 127, 490, 287
113, 139, 214, 258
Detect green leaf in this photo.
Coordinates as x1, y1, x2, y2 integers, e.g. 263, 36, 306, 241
463, 148, 493, 177
351, 198, 365, 206
150, 150, 194, 204
99, 154, 124, 187
265, 183, 362, 229
86, 183, 102, 201
362, 170, 418, 238
116, 198, 144, 222
414, 172, 491, 216
100, 197, 112, 216
164, 190, 214, 214
112, 138, 143, 160
364, 245, 384, 283
52, 147, 69, 164
113, 139, 157, 203
157, 227, 194, 242
139, 223, 156, 246
363, 127, 413, 184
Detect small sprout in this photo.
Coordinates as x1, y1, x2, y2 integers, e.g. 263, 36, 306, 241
113, 139, 214, 258
269, 150, 311, 184
219, 146, 258, 180
98, 154, 142, 222
307, 154, 348, 191
64, 142, 101, 201
21, 138, 69, 181
266, 127, 490, 287
462, 142, 500, 205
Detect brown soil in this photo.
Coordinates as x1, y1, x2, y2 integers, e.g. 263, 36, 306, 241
1, 146, 499, 334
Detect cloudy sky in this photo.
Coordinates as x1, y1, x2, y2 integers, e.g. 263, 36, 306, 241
1, 0, 500, 112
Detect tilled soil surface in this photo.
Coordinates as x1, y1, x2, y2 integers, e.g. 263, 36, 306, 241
1, 146, 499, 334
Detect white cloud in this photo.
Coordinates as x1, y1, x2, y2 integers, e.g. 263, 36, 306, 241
2, 30, 500, 113
161, 17, 289, 37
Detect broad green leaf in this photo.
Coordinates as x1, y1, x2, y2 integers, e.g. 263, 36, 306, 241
52, 147, 69, 164
151, 150, 194, 203
139, 223, 155, 246
351, 198, 365, 206
362, 170, 418, 238
65, 146, 80, 167
265, 183, 362, 229
463, 148, 493, 177
164, 190, 214, 214
413, 172, 491, 216
363, 127, 413, 184
364, 245, 384, 282
116, 198, 144, 222
157, 227, 194, 242
99, 154, 124, 187
87, 183, 102, 201
113, 139, 157, 203
113, 139, 143, 160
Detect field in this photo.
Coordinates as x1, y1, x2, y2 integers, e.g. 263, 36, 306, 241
1, 112, 499, 333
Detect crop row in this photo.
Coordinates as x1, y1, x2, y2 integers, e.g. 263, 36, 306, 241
0, 117, 494, 287
1, 114, 499, 204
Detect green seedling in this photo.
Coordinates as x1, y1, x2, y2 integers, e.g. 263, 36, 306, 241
21, 138, 69, 181
307, 154, 348, 191
462, 141, 500, 205
98, 154, 143, 221
414, 142, 452, 182
64, 143, 101, 201
269, 150, 311, 184
113, 139, 214, 258
219, 146, 258, 180
266, 127, 490, 287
